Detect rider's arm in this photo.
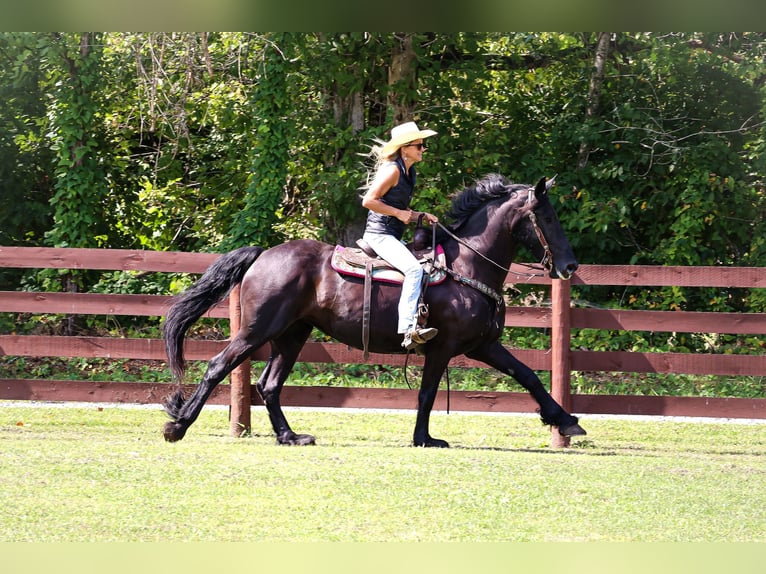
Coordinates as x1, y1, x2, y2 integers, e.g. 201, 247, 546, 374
362, 164, 438, 225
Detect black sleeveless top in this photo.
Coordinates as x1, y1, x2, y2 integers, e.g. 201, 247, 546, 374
364, 157, 416, 240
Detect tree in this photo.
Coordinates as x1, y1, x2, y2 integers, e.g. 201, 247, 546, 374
268, 33, 392, 246
0, 33, 54, 248
223, 34, 290, 249
44, 33, 111, 249
577, 32, 612, 169
387, 33, 418, 124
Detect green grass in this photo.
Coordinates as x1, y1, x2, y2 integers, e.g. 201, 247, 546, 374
1, 402, 765, 542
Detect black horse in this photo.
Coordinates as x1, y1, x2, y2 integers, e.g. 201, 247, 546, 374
162, 174, 585, 447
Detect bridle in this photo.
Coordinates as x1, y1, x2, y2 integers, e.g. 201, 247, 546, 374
525, 188, 554, 274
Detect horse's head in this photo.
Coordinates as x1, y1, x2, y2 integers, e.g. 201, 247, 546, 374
446, 173, 578, 280
514, 176, 579, 280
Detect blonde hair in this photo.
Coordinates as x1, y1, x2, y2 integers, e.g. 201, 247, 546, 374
360, 140, 401, 191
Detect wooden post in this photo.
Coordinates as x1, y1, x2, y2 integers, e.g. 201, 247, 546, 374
550, 279, 572, 448
228, 284, 251, 437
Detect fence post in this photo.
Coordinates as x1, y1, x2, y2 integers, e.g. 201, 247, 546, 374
550, 279, 572, 448
228, 284, 251, 437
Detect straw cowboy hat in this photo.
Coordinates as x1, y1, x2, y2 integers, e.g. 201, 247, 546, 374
379, 121, 437, 157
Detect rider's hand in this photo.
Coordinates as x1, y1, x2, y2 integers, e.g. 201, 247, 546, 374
406, 210, 438, 225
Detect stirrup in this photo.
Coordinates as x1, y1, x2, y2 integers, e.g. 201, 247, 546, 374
402, 333, 420, 351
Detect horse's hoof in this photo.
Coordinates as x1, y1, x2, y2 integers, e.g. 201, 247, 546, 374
163, 421, 187, 442
559, 423, 587, 437
278, 432, 316, 446
414, 437, 450, 448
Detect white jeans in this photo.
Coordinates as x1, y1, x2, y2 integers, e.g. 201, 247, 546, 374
362, 232, 424, 334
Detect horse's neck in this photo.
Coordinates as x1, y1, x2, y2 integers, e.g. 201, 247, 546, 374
448, 189, 530, 283
450, 218, 517, 282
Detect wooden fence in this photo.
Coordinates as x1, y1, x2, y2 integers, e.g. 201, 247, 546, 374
1, 246, 764, 445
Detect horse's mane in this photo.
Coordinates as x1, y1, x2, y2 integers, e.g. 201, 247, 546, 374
447, 173, 529, 230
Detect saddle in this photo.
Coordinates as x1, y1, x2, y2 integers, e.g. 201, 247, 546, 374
331, 238, 446, 360
330, 242, 447, 285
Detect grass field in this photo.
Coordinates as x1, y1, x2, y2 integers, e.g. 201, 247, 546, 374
1, 402, 764, 542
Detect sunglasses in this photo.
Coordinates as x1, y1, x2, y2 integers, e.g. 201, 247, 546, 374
404, 143, 426, 150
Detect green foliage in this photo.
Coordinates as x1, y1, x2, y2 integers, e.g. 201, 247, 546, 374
43, 33, 111, 249
0, 33, 56, 289
560, 33, 764, 274
0, 33, 54, 248
1, 32, 766, 312
267, 33, 392, 244
224, 34, 291, 249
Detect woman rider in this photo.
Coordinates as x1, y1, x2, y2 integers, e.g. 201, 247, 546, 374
361, 121, 439, 350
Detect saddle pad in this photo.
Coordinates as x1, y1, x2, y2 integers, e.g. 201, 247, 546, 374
331, 245, 447, 285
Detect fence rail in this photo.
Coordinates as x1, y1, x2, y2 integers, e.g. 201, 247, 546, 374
1, 246, 764, 443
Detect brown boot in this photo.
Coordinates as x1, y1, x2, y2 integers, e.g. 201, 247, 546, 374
402, 327, 438, 350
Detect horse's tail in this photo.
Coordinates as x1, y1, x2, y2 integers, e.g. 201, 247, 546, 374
163, 246, 264, 382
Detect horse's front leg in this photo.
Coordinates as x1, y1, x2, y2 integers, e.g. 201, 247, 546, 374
413, 355, 451, 447
467, 341, 586, 437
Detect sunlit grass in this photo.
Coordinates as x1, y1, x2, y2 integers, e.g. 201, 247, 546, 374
2, 403, 764, 542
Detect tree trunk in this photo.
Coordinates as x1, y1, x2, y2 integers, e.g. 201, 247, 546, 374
388, 33, 417, 124
332, 91, 365, 134
319, 33, 367, 138
577, 32, 612, 169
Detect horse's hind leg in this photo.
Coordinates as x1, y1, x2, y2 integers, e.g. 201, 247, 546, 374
256, 322, 315, 446
163, 334, 256, 442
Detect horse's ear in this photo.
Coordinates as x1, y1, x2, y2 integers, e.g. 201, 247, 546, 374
535, 176, 547, 196
544, 174, 557, 191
